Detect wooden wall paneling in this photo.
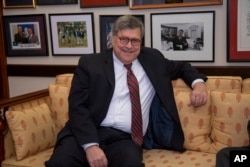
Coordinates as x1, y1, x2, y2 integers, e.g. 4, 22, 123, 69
0, 0, 9, 165
0, 1, 9, 100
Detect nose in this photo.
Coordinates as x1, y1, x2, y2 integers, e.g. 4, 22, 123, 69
125, 40, 133, 48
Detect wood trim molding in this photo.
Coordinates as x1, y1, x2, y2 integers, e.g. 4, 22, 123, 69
0, 1, 9, 99
7, 64, 77, 77
7, 64, 250, 79
0, 89, 49, 109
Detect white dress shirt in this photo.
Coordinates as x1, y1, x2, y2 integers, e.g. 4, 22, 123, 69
101, 53, 156, 135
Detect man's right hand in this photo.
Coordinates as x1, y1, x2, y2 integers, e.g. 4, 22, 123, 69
85, 145, 108, 167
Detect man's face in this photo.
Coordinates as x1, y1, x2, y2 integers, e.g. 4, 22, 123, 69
18, 27, 22, 33
112, 28, 142, 65
28, 28, 32, 35
178, 30, 183, 37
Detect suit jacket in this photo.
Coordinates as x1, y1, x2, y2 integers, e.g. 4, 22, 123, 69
173, 36, 189, 50
57, 47, 207, 152
14, 33, 26, 43
27, 34, 39, 43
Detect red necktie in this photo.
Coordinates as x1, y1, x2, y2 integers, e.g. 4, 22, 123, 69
124, 63, 143, 145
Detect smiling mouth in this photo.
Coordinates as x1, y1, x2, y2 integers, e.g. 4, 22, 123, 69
121, 48, 135, 53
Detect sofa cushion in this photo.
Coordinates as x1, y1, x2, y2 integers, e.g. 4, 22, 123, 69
5, 103, 57, 160
55, 73, 73, 87
172, 76, 242, 93
174, 90, 213, 153
2, 148, 53, 167
206, 76, 242, 93
242, 78, 250, 93
210, 91, 250, 151
143, 149, 215, 167
49, 84, 70, 130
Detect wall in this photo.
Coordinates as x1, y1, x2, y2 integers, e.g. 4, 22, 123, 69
3, 0, 250, 97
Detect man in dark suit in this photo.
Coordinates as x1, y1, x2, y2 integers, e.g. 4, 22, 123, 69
46, 15, 207, 167
14, 26, 27, 44
173, 29, 189, 50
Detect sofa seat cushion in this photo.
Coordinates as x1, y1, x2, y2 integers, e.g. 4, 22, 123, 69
143, 149, 215, 167
2, 148, 215, 167
2, 148, 53, 167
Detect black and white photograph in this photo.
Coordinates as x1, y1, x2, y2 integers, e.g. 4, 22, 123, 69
161, 22, 204, 51
151, 11, 214, 62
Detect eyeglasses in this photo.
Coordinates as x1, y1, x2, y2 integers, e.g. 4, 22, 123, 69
116, 36, 142, 46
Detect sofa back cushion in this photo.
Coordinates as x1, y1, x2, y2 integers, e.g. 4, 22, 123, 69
206, 76, 242, 93
173, 76, 242, 93
8, 96, 51, 111
4, 96, 51, 160
55, 73, 73, 87
5, 103, 57, 160
210, 91, 250, 152
49, 84, 70, 131
174, 89, 213, 153
242, 78, 250, 93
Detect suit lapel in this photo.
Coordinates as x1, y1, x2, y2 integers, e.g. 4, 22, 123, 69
103, 49, 115, 89
138, 53, 158, 91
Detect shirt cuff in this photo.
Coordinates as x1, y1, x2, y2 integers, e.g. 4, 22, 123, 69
191, 79, 205, 88
82, 143, 99, 150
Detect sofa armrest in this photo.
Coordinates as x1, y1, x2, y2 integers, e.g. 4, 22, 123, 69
0, 89, 49, 167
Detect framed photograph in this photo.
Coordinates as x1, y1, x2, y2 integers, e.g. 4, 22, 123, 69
49, 13, 95, 56
3, 0, 36, 9
227, 0, 250, 62
151, 11, 215, 62
80, 0, 127, 8
129, 0, 223, 10
99, 15, 145, 52
37, 0, 78, 5
3, 14, 48, 57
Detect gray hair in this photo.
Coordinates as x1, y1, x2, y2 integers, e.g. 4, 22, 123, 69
112, 15, 144, 38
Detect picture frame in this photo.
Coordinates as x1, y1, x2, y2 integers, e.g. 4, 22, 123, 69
49, 13, 95, 56
3, 14, 48, 57
37, 0, 78, 5
151, 11, 215, 62
129, 0, 223, 10
80, 0, 127, 8
227, 0, 250, 62
3, 0, 36, 9
99, 15, 145, 52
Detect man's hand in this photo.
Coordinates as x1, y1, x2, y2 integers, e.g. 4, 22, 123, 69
189, 82, 207, 107
85, 145, 108, 167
